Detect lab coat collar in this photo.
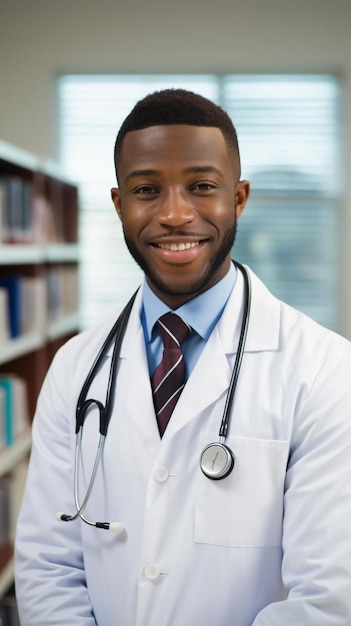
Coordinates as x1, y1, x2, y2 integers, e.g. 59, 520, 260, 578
219, 265, 281, 354
106, 266, 280, 358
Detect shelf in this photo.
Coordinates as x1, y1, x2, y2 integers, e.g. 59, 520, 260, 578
0, 245, 43, 264
0, 244, 79, 265
0, 140, 77, 188
45, 244, 80, 262
0, 140, 39, 172
0, 139, 80, 604
0, 332, 45, 365
0, 312, 79, 365
0, 433, 32, 478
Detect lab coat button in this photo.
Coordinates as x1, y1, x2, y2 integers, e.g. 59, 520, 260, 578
144, 563, 161, 580
154, 467, 169, 483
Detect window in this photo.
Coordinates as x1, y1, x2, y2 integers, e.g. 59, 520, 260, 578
58, 74, 341, 331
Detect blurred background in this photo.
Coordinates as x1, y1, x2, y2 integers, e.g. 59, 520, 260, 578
0, 0, 350, 338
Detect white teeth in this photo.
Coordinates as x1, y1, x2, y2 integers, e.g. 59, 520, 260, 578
158, 241, 200, 251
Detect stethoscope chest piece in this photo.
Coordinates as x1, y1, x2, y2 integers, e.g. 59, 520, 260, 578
200, 442, 235, 480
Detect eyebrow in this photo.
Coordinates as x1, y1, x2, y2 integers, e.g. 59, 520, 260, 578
183, 165, 223, 176
125, 165, 223, 182
125, 169, 158, 182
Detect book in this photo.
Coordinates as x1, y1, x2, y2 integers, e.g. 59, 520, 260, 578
21, 181, 34, 243
32, 194, 57, 244
0, 378, 14, 446
21, 276, 47, 334
0, 376, 29, 446
0, 288, 11, 342
0, 276, 21, 338
0, 184, 7, 243
47, 266, 79, 321
0, 176, 34, 244
0, 388, 5, 449
0, 274, 47, 340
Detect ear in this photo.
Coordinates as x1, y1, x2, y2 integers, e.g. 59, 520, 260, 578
111, 187, 122, 220
235, 180, 250, 218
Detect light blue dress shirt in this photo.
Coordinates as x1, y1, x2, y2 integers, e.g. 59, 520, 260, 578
141, 263, 237, 379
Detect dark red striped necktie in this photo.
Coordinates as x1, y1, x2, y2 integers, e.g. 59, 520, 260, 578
151, 313, 191, 437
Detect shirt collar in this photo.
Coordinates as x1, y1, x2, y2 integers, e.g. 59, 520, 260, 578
141, 263, 237, 343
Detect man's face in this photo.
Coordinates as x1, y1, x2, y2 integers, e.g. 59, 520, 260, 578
111, 124, 249, 308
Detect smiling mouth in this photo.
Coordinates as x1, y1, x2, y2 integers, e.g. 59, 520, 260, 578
156, 241, 200, 251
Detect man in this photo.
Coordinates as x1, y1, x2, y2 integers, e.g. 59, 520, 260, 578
15, 89, 351, 625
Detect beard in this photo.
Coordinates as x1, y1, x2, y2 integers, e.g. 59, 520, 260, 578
122, 221, 237, 300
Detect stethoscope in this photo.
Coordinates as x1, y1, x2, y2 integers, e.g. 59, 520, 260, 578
57, 261, 251, 531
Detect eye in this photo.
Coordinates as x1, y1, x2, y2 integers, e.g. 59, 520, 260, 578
190, 181, 216, 192
134, 185, 158, 195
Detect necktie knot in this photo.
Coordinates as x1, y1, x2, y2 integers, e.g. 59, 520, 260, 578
157, 313, 190, 348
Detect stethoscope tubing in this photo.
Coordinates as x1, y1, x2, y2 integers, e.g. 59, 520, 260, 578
59, 261, 251, 527
219, 261, 251, 439
58, 292, 137, 529
199, 262, 251, 479
75, 290, 138, 436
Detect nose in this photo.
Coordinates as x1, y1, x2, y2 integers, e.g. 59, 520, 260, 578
156, 188, 195, 227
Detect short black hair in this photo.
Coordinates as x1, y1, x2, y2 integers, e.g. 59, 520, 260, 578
114, 88, 241, 180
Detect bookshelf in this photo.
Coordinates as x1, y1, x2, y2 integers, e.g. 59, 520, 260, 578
0, 139, 80, 602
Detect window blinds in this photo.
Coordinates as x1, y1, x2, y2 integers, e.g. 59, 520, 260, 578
222, 75, 340, 329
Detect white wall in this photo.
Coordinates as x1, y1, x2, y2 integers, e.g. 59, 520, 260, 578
1, 0, 351, 335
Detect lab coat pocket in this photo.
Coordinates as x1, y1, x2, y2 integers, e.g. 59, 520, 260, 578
195, 434, 289, 547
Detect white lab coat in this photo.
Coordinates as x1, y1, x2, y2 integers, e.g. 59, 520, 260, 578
15, 267, 351, 625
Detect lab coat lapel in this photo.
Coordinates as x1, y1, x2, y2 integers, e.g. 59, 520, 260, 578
163, 325, 232, 439
214, 264, 281, 355
106, 289, 161, 446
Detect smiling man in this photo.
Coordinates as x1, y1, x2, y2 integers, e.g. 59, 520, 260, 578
111, 96, 249, 308
15, 89, 351, 626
